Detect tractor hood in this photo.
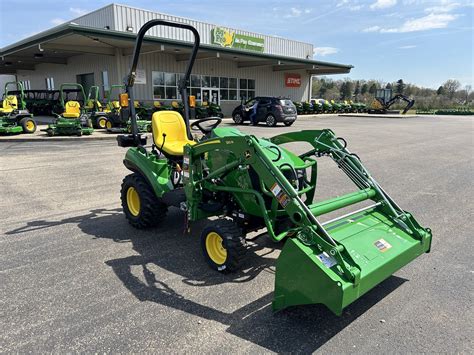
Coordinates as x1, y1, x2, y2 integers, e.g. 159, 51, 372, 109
211, 127, 305, 168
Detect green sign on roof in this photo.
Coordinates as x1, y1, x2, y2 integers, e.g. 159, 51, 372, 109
211, 27, 264, 53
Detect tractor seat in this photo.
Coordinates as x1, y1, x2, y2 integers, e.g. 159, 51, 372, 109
63, 101, 81, 118
0, 95, 18, 113
151, 111, 195, 156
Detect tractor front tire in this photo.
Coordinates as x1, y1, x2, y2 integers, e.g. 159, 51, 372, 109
20, 117, 37, 133
201, 218, 246, 273
121, 173, 168, 229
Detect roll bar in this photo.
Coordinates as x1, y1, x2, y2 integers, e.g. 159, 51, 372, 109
59, 83, 86, 109
125, 20, 200, 144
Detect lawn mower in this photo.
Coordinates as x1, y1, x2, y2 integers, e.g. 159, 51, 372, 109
330, 100, 343, 113
207, 102, 224, 118
293, 101, 303, 115
104, 85, 151, 134
310, 99, 323, 114
116, 19, 432, 316
0, 82, 37, 135
42, 83, 93, 136
84, 85, 108, 129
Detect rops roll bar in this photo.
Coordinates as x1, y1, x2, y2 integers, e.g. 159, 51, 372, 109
124, 20, 200, 145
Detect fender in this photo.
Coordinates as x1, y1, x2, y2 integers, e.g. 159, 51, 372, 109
123, 147, 172, 197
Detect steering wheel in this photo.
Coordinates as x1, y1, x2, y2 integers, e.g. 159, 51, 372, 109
190, 117, 222, 134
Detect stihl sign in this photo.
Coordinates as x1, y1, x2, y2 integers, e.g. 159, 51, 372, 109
285, 73, 301, 87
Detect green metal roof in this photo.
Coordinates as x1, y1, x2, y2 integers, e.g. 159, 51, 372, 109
0, 23, 353, 71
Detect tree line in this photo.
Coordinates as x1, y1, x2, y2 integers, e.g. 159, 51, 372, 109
311, 77, 473, 110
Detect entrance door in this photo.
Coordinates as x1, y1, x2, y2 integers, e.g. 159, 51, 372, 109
76, 73, 95, 100
201, 88, 219, 106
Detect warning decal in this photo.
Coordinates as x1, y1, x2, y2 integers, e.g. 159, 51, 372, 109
374, 239, 392, 252
270, 183, 290, 207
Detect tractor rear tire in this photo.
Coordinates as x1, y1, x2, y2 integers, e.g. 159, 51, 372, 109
20, 117, 37, 133
201, 218, 246, 273
121, 173, 168, 229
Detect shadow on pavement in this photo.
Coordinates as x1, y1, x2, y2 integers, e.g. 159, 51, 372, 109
7, 207, 408, 352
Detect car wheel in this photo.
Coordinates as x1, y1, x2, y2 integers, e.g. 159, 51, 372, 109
233, 113, 243, 125
283, 121, 294, 127
266, 114, 277, 127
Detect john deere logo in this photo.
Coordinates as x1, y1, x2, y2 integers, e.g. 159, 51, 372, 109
211, 27, 264, 53
212, 27, 235, 48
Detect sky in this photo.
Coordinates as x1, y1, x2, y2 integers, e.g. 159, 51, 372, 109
1, 0, 473, 88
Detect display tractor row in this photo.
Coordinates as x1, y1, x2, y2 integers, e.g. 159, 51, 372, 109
115, 19, 432, 315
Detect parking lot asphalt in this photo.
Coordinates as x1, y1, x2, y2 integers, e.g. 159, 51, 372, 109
1, 114, 472, 353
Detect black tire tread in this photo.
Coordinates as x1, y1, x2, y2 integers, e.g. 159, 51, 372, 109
121, 173, 168, 229
201, 218, 246, 273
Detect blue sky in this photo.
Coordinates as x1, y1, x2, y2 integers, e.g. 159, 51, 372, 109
1, 0, 473, 88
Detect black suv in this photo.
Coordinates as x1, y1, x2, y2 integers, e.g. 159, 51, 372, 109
232, 97, 297, 127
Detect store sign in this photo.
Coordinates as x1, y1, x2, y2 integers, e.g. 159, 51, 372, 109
211, 27, 264, 52
285, 73, 301, 88
135, 69, 146, 85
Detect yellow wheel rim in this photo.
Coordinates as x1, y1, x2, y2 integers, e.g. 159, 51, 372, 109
106, 121, 112, 129
206, 232, 227, 265
99, 118, 107, 128
126, 187, 141, 216
26, 120, 35, 131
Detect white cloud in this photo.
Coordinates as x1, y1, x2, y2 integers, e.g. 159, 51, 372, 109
70, 7, 88, 16
50, 18, 66, 26
399, 45, 417, 49
425, 2, 460, 13
284, 7, 312, 18
381, 13, 458, 32
313, 47, 339, 56
362, 25, 381, 32
337, 0, 363, 11
370, 0, 397, 10
349, 5, 363, 11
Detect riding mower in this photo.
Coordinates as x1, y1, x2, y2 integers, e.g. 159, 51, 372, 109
207, 102, 224, 118
103, 85, 151, 133
310, 99, 323, 114
84, 85, 108, 129
0, 82, 37, 135
293, 101, 303, 115
42, 83, 93, 136
117, 20, 432, 316
302, 101, 312, 114
330, 100, 343, 113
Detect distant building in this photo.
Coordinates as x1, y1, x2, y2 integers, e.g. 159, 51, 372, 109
0, 4, 352, 114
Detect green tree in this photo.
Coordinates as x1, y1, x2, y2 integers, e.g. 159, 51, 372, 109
396, 79, 405, 94
353, 81, 360, 98
436, 86, 445, 95
386, 82, 392, 90
361, 83, 369, 95
368, 83, 377, 94
443, 79, 461, 99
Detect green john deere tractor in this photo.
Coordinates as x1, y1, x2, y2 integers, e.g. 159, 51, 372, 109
85, 85, 108, 129
42, 83, 93, 136
104, 84, 151, 134
117, 20, 432, 316
0, 82, 37, 134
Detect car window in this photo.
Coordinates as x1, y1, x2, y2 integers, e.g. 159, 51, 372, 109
259, 98, 271, 105
245, 99, 256, 106
279, 99, 293, 106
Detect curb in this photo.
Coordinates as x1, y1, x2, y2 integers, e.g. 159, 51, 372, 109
338, 114, 419, 119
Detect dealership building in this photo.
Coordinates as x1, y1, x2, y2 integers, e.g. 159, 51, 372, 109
0, 3, 353, 115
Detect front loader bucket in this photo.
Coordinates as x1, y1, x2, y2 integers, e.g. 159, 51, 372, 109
273, 206, 432, 315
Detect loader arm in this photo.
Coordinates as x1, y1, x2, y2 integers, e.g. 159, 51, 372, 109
184, 129, 431, 315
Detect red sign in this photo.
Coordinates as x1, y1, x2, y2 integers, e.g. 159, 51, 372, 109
285, 73, 301, 87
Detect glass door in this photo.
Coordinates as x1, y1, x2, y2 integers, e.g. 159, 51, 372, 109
202, 88, 220, 106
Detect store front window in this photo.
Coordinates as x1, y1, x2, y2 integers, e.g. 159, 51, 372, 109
152, 71, 255, 102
